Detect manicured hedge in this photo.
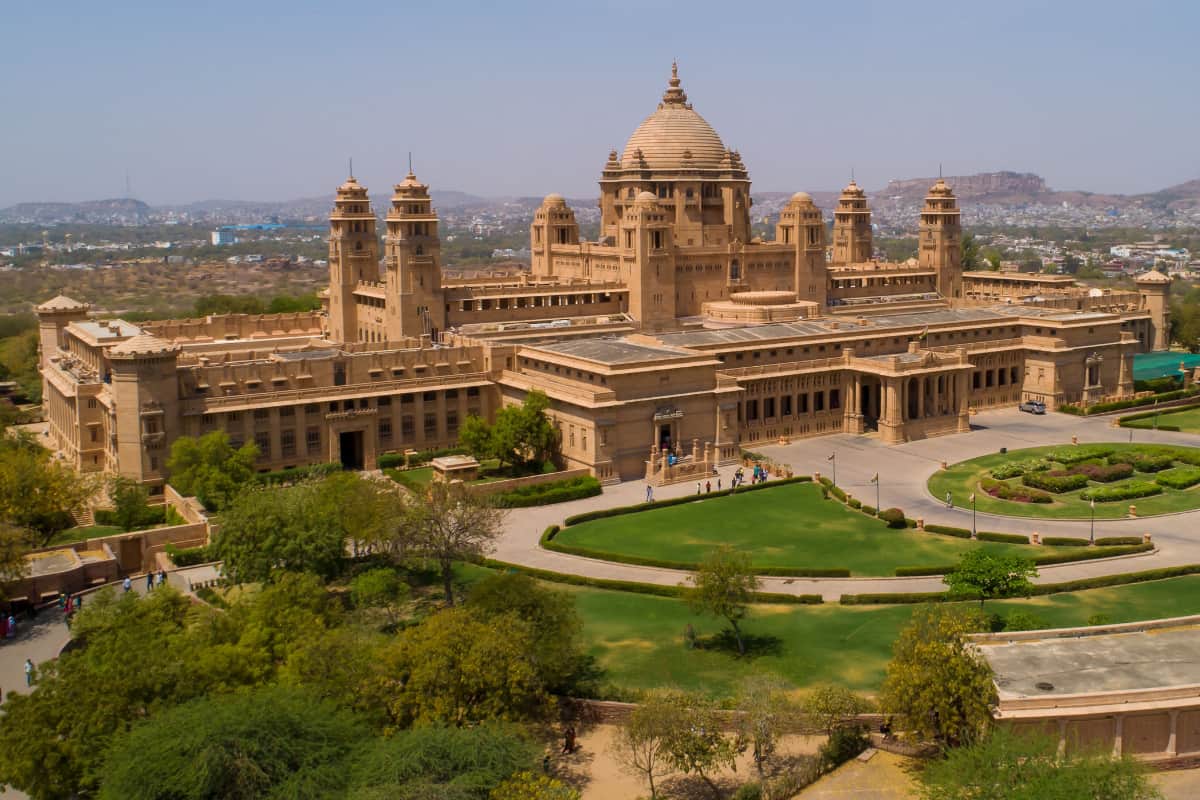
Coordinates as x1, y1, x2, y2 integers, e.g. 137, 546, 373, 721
847, 555, 1190, 604
861, 505, 877, 516
384, 468, 427, 492
991, 459, 1051, 480
1156, 466, 1200, 490
980, 477, 1053, 503
257, 462, 343, 486
890, 544, 1154, 578
481, 559, 824, 604
924, 524, 972, 539
1119, 402, 1200, 427
1128, 453, 1176, 473
1067, 462, 1133, 483
1095, 536, 1144, 546
1022, 471, 1090, 493
165, 543, 213, 567
1042, 536, 1090, 547
541, 536, 851, 577
491, 475, 602, 508
848, 498, 862, 509
1045, 445, 1116, 465
1080, 481, 1163, 502
878, 508, 907, 529
1069, 387, 1200, 416
561, 475, 811, 526
977, 531, 1030, 544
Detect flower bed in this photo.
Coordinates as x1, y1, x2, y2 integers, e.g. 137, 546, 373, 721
980, 477, 1053, 503
1066, 462, 1134, 483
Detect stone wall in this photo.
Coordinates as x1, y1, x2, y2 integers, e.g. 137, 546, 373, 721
467, 468, 592, 496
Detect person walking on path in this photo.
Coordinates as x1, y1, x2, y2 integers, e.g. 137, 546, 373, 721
158, 569, 167, 586
24, 658, 33, 687
123, 576, 132, 593
696, 481, 702, 495
945, 491, 953, 509
705, 480, 711, 493
6, 615, 14, 639
645, 484, 654, 503
146, 573, 154, 591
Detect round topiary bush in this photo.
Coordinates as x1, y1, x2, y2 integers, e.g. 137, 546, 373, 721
878, 507, 907, 528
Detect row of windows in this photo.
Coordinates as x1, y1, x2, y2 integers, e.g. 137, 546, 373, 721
199, 388, 481, 426
741, 389, 841, 422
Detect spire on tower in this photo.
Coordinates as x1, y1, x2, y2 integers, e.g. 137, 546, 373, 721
349, 157, 354, 179
662, 59, 688, 106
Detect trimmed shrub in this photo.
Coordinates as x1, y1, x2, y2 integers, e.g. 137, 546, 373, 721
893, 545, 1152, 576
980, 477, 1052, 503
1022, 471, 1089, 493
165, 543, 213, 567
491, 475, 602, 508
905, 518, 919, 528
848, 498, 862, 509
1045, 445, 1116, 465
481, 558, 824, 604
878, 508, 907, 529
257, 462, 342, 486
830, 485, 847, 502
1057, 404, 1084, 415
1086, 387, 1200, 415
1128, 453, 1176, 473
1080, 481, 1163, 502
539, 525, 560, 544
1094, 536, 1143, 546
1156, 466, 1200, 490
924, 524, 972, 539
840, 591, 948, 605
377, 446, 468, 470
541, 536, 850, 577
861, 505, 876, 516
1068, 462, 1133, 483
895, 565, 955, 576
1042, 536, 1090, 547
990, 458, 1051, 480
977, 531, 1030, 544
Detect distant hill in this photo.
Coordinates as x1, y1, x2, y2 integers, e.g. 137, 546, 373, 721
879, 170, 1200, 211
0, 198, 151, 224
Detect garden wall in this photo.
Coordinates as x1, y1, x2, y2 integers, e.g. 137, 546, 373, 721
467, 468, 592, 497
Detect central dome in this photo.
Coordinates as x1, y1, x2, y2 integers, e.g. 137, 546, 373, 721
620, 63, 727, 171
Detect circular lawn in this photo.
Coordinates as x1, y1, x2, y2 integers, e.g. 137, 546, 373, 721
927, 443, 1200, 520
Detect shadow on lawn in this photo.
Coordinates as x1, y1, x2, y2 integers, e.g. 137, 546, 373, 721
695, 629, 784, 659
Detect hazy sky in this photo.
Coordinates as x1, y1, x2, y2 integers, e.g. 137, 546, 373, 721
2, 0, 1198, 207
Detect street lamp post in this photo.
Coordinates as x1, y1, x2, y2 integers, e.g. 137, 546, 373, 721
876, 475, 880, 512
828, 452, 836, 486
970, 492, 977, 539
1090, 498, 1096, 545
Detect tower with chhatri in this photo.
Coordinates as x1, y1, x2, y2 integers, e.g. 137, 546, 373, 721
384, 169, 446, 340
919, 177, 963, 300
830, 180, 873, 265
326, 174, 378, 344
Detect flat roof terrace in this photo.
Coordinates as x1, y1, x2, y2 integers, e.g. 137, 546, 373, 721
530, 338, 698, 365
978, 618, 1200, 700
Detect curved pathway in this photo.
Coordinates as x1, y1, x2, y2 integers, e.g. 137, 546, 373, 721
492, 407, 1200, 600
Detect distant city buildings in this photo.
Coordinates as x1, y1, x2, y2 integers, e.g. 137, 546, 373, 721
211, 229, 236, 246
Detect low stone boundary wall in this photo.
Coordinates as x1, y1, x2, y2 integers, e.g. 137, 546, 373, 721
82, 523, 209, 573
563, 698, 885, 734
467, 468, 592, 497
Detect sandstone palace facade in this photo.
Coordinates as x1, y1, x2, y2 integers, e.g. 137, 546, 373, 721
38, 66, 1171, 491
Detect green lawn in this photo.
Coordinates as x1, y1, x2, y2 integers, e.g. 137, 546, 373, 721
552, 482, 1091, 576
927, 443, 1200, 520
47, 525, 123, 545
559, 576, 1200, 697
386, 458, 556, 490
1123, 406, 1200, 433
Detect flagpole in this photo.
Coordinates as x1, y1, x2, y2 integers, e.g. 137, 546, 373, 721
1090, 499, 1095, 545
970, 492, 977, 539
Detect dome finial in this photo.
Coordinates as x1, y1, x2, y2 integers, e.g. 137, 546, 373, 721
662, 59, 687, 106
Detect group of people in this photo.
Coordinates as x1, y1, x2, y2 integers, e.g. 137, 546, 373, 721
122, 570, 169, 594
732, 463, 770, 488
55, 591, 86, 621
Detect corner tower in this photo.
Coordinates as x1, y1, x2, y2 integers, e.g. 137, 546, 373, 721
623, 191, 676, 330
919, 178, 963, 300
776, 193, 827, 306
327, 175, 378, 345
831, 180, 873, 265
1135, 268, 1172, 351
530, 194, 580, 277
384, 171, 446, 340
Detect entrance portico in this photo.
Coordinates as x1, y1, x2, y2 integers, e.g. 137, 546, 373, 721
842, 343, 972, 445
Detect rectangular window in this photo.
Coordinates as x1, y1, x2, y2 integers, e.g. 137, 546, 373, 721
973, 372, 981, 390
423, 391, 436, 402
401, 415, 415, 438
781, 395, 793, 416
305, 403, 320, 414
985, 370, 994, 388
379, 420, 392, 442
280, 429, 295, 457
306, 427, 320, 454
424, 413, 437, 438
254, 432, 270, 459
829, 388, 841, 410
279, 407, 294, 418
377, 396, 391, 407
467, 386, 480, 397
815, 391, 825, 412
253, 408, 269, 421
764, 397, 776, 418
799, 394, 809, 414
746, 400, 759, 421
401, 394, 414, 405
445, 389, 458, 400
446, 412, 459, 437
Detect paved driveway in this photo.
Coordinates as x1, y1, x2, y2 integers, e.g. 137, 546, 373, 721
492, 408, 1200, 600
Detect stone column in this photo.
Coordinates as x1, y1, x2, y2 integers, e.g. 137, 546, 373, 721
1168, 710, 1179, 756
917, 377, 925, 419
1057, 719, 1069, 758
957, 371, 971, 432
1112, 714, 1124, 757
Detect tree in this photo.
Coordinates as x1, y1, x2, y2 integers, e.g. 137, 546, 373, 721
943, 550, 1037, 609
379, 607, 547, 726
918, 728, 1159, 800
166, 430, 258, 511
736, 674, 798, 778
687, 545, 760, 655
459, 412, 496, 461
211, 481, 346, 584
108, 476, 162, 531
490, 390, 558, 469
99, 686, 366, 800
611, 690, 677, 799
0, 440, 96, 545
961, 233, 981, 271
0, 523, 29, 591
491, 772, 580, 800
803, 683, 871, 737
658, 690, 744, 799
407, 481, 505, 606
346, 723, 537, 799
878, 604, 996, 746
350, 567, 409, 627
465, 572, 584, 692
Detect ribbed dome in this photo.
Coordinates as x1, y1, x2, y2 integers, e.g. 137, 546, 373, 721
620, 63, 727, 171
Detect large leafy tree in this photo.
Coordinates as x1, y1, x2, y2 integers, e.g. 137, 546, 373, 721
0, 438, 96, 545
802, 683, 872, 737
166, 430, 258, 511
687, 545, 760, 655
465, 572, 584, 692
878, 604, 996, 746
943, 550, 1037, 609
377, 606, 546, 727
488, 390, 558, 469
406, 481, 505, 605
491, 772, 580, 800
918, 727, 1159, 800
657, 689, 744, 800
99, 686, 366, 800
736, 674, 799, 779
611, 690, 678, 799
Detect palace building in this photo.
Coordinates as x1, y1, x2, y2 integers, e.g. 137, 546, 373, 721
38, 65, 1169, 491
